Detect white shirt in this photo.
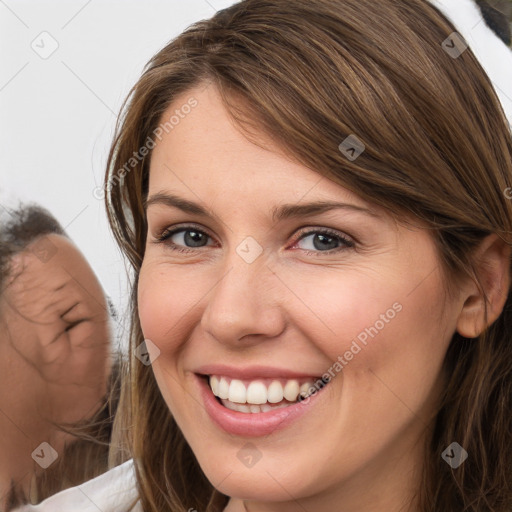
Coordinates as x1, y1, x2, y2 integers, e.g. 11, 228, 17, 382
13, 459, 141, 512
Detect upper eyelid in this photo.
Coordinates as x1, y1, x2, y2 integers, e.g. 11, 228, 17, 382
156, 223, 216, 241
155, 223, 354, 247
146, 205, 367, 237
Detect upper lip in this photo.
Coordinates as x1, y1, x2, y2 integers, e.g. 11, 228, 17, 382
195, 364, 322, 380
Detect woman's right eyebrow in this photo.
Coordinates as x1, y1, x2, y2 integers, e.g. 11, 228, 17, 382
145, 192, 208, 216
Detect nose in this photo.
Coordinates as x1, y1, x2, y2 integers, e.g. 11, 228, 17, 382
200, 251, 286, 347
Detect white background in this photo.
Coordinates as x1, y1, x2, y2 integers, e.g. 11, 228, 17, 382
1, 0, 511, 348
0, 0, 239, 344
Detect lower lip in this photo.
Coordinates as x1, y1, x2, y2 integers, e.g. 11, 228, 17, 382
196, 375, 327, 437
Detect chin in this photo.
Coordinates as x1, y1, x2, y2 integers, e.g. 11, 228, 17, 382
194, 447, 316, 502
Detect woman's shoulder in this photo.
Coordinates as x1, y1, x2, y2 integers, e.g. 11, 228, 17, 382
13, 459, 141, 512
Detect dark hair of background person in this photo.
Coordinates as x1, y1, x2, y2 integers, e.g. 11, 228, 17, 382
476, 0, 512, 46
103, 0, 512, 510
0, 205, 68, 291
0, 204, 119, 510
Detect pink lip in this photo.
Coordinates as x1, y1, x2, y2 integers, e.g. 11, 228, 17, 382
195, 374, 327, 437
194, 364, 321, 380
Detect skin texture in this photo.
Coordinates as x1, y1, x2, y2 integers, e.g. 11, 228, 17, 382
0, 234, 111, 506
138, 82, 510, 512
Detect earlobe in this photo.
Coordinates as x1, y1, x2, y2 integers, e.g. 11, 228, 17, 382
456, 234, 511, 338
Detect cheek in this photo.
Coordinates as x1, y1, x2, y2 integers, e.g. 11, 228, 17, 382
297, 262, 453, 411
137, 262, 203, 348
299, 250, 452, 360
137, 264, 188, 412
287, 265, 411, 366
334, 267, 453, 429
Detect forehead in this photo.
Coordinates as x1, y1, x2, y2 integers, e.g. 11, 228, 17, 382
3, 234, 91, 293
148, 83, 377, 215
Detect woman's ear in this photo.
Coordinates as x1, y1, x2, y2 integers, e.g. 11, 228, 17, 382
456, 234, 511, 338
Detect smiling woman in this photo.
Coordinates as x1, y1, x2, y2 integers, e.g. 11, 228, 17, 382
108, 0, 512, 511
15, 0, 512, 511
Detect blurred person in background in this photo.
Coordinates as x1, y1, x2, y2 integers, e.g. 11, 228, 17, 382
0, 204, 116, 511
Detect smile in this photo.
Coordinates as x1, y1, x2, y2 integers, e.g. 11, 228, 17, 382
208, 375, 326, 413
196, 370, 332, 436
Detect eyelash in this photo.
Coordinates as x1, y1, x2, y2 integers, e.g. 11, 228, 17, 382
153, 224, 355, 256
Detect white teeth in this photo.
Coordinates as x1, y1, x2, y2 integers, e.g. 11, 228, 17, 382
218, 377, 230, 399
283, 380, 300, 401
267, 380, 284, 403
228, 379, 246, 403
246, 381, 267, 404
222, 400, 237, 411
220, 399, 292, 414
209, 376, 219, 396
299, 383, 311, 399
208, 375, 325, 407
223, 400, 250, 413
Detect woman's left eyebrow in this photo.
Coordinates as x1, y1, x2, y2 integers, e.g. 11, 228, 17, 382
270, 200, 379, 222
144, 192, 379, 222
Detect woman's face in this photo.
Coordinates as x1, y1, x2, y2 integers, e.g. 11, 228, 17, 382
138, 82, 464, 508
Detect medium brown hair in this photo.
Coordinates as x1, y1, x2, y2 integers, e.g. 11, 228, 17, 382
105, 0, 512, 510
